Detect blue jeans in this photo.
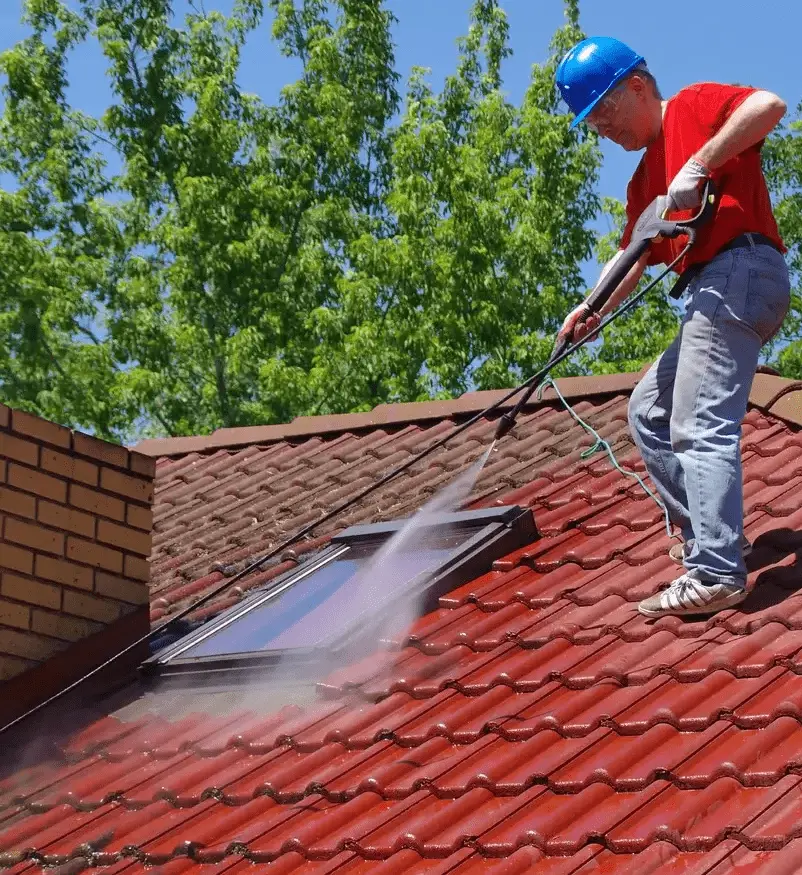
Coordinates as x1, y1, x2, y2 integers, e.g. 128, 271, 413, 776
628, 238, 790, 588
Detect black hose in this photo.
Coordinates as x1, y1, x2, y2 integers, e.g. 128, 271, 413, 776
495, 240, 692, 439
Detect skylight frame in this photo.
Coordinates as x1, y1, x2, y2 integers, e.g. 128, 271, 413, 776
141, 505, 535, 682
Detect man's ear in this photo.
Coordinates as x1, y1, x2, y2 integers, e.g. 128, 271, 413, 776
628, 74, 648, 96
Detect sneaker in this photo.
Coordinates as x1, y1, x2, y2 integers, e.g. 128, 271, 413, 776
668, 536, 753, 566
638, 572, 746, 618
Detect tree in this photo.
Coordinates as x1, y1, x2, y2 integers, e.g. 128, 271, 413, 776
0, 0, 124, 435
762, 103, 802, 376
96, 0, 403, 433
1, 0, 403, 437
0, 0, 603, 441
305, 0, 602, 404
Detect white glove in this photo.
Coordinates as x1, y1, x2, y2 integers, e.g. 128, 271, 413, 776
666, 157, 710, 212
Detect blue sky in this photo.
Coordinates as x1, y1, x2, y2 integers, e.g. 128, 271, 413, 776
1, 0, 799, 275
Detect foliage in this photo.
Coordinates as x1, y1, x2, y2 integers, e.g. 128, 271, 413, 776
0, 0, 605, 440
9, 1, 796, 440
763, 104, 802, 376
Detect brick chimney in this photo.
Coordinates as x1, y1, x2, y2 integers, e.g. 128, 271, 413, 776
0, 404, 155, 723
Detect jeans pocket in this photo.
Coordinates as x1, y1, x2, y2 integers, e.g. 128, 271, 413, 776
745, 264, 791, 344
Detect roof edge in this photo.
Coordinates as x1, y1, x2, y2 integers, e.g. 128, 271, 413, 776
748, 373, 802, 427
132, 371, 643, 458
132, 369, 802, 459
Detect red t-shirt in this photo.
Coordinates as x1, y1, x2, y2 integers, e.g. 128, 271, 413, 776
620, 82, 785, 275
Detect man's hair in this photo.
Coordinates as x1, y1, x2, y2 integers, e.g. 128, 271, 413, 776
629, 62, 663, 99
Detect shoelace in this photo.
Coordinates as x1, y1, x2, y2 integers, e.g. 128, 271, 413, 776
662, 574, 712, 609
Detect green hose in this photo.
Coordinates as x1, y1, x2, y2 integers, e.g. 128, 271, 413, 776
536, 374, 673, 538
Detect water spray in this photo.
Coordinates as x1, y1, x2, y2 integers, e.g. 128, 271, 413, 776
0, 184, 717, 739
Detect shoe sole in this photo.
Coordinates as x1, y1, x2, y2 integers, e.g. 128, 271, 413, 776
638, 589, 747, 619
669, 544, 753, 566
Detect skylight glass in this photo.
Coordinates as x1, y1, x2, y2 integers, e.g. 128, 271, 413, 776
174, 538, 458, 658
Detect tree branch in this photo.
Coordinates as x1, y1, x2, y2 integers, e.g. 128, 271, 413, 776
74, 119, 116, 151
272, 201, 308, 290
74, 323, 104, 345
31, 322, 70, 383
128, 40, 145, 93
202, 301, 231, 426
152, 406, 178, 436
214, 351, 230, 424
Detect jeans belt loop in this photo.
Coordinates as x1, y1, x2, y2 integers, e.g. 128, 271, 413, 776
668, 263, 702, 300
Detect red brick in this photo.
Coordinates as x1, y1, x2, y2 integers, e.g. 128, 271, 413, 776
0, 627, 67, 662
38, 500, 96, 538
4, 517, 64, 555
126, 503, 153, 532
0, 460, 5, 482
0, 543, 34, 575
0, 432, 38, 467
2, 572, 61, 610
0, 597, 30, 630
99, 467, 153, 503
73, 432, 128, 468
63, 590, 120, 623
7, 463, 67, 503
0, 653, 35, 680
11, 410, 70, 449
96, 519, 151, 557
66, 536, 123, 573
94, 572, 149, 606
123, 554, 150, 582
31, 609, 102, 642
40, 449, 98, 486
35, 554, 93, 590
0, 486, 36, 519
69, 483, 125, 521
129, 451, 157, 479
0, 405, 9, 429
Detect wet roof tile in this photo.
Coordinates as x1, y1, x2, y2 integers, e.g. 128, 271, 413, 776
4, 374, 802, 869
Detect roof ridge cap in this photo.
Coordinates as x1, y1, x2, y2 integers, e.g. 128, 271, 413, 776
751, 376, 802, 430
131, 371, 643, 458
748, 373, 802, 429
762, 379, 802, 412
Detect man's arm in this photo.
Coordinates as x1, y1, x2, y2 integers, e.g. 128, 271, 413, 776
559, 250, 650, 342
596, 250, 650, 317
667, 90, 787, 213
696, 90, 787, 171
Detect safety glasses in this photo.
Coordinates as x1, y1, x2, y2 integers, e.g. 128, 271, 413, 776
585, 84, 627, 134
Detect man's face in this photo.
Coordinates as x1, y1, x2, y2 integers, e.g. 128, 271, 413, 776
585, 75, 655, 151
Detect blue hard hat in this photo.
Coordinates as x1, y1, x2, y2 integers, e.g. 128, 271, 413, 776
556, 37, 645, 128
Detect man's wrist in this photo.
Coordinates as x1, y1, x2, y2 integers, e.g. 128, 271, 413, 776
691, 148, 716, 174
688, 155, 712, 176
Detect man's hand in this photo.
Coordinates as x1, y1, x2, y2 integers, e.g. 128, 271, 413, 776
559, 302, 600, 345
665, 156, 710, 213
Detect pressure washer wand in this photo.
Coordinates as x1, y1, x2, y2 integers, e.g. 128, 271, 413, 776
493, 181, 718, 442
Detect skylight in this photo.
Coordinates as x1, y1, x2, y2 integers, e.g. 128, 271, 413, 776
143, 505, 535, 680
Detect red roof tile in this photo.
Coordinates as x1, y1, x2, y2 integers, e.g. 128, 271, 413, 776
4, 373, 802, 870
143, 383, 647, 622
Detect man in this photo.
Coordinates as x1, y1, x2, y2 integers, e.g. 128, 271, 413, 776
555, 37, 790, 618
